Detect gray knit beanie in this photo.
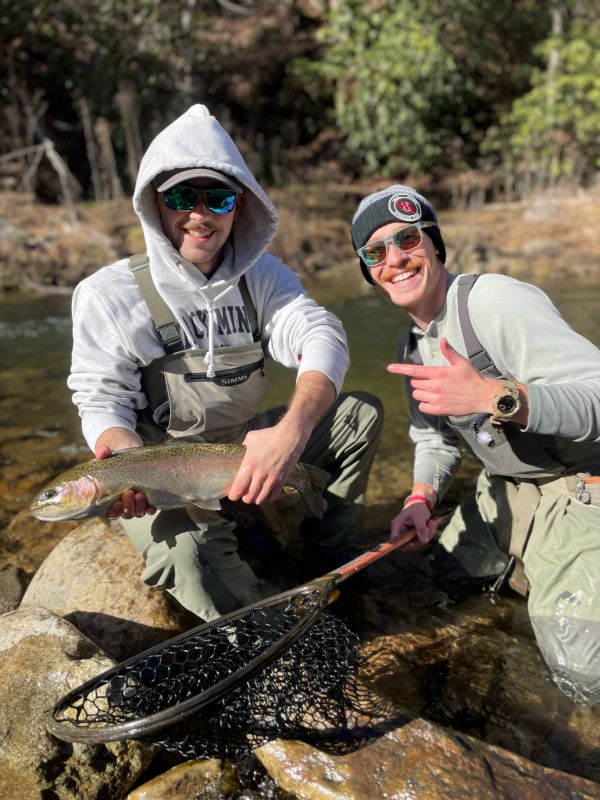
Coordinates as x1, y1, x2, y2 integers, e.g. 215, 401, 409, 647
351, 184, 446, 284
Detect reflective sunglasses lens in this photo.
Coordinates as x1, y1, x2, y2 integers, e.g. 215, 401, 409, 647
395, 225, 421, 251
163, 184, 199, 211
205, 189, 237, 214
362, 241, 387, 267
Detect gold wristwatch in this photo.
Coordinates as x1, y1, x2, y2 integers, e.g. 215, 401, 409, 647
490, 378, 521, 426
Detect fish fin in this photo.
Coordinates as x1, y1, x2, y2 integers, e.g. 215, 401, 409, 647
187, 505, 215, 525
140, 489, 190, 510
190, 498, 222, 512
96, 490, 126, 507
300, 490, 327, 520
295, 463, 330, 520
304, 464, 330, 495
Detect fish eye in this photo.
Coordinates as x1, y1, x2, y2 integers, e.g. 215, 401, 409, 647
42, 489, 58, 500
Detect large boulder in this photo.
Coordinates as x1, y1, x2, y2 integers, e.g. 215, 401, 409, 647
0, 606, 152, 800
21, 518, 200, 660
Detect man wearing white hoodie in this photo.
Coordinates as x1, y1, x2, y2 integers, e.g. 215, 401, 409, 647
68, 104, 382, 621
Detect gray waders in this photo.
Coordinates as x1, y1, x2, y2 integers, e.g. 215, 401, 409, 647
413, 275, 600, 704
121, 256, 383, 622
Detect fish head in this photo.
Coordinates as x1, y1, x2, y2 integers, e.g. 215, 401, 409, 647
30, 475, 99, 521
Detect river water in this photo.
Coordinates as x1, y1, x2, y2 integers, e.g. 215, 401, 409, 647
1, 270, 600, 787
1, 270, 598, 517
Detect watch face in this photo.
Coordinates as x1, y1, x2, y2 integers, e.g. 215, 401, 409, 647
497, 395, 517, 413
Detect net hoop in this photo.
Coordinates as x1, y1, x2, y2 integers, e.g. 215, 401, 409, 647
48, 577, 332, 743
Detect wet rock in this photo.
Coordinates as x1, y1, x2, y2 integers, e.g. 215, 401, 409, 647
335, 554, 600, 784
0, 564, 28, 611
257, 716, 600, 799
0, 605, 152, 800
127, 758, 239, 799
20, 518, 200, 661
2, 508, 77, 574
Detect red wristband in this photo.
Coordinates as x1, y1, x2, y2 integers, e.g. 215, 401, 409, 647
403, 494, 433, 512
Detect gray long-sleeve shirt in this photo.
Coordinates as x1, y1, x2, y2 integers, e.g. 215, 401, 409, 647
405, 274, 600, 500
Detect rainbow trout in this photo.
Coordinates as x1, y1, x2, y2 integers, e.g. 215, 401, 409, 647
30, 442, 329, 522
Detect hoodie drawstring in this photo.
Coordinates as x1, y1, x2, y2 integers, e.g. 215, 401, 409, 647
202, 281, 238, 378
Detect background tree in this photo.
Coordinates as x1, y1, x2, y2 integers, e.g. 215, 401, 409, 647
301, 0, 549, 177
0, 0, 599, 202
482, 1, 600, 195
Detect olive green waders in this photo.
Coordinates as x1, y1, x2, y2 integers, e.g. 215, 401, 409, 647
428, 470, 600, 705
122, 391, 383, 621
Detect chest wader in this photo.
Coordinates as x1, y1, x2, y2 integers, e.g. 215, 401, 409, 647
123, 255, 271, 621
129, 254, 267, 444
404, 274, 597, 596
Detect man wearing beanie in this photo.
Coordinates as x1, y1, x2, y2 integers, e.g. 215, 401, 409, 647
352, 183, 600, 706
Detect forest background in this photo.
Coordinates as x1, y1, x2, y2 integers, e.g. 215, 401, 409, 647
1, 0, 600, 290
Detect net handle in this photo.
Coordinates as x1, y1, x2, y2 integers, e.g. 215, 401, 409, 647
329, 515, 447, 586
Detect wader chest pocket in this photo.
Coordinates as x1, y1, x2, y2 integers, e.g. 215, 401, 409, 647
184, 358, 265, 387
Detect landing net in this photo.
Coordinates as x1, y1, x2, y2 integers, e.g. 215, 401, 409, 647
49, 583, 365, 757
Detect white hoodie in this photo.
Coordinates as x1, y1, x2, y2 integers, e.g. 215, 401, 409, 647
68, 105, 349, 450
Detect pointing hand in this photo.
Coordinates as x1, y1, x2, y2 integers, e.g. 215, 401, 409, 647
387, 338, 497, 417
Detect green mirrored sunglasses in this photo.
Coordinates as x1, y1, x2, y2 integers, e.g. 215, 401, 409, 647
162, 184, 238, 214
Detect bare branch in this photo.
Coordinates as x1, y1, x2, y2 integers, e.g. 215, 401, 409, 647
215, 0, 252, 15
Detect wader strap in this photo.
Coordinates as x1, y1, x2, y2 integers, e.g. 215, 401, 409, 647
237, 273, 259, 341
129, 254, 260, 354
510, 480, 541, 561
396, 323, 422, 364
457, 274, 497, 373
130, 254, 184, 354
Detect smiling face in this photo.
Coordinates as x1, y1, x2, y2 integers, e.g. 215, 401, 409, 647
366, 221, 448, 327
157, 179, 244, 276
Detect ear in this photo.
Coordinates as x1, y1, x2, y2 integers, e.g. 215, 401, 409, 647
233, 193, 246, 220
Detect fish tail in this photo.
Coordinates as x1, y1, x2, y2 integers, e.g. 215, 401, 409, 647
297, 463, 330, 519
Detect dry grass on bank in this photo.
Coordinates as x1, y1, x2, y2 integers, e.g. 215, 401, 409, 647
0, 186, 599, 292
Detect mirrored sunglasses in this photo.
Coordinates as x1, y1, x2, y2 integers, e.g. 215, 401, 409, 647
357, 221, 436, 268
162, 184, 238, 214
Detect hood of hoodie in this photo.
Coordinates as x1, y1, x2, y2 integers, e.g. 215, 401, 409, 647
133, 104, 279, 315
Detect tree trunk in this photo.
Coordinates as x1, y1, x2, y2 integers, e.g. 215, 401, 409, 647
115, 82, 144, 192
94, 117, 124, 200
546, 0, 566, 184
75, 94, 104, 201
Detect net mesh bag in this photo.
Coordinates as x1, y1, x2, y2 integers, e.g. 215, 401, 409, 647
50, 583, 381, 758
